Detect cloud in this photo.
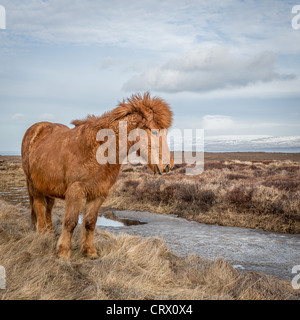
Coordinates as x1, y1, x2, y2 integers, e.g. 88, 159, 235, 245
2, 0, 300, 57
99, 57, 125, 70
200, 114, 298, 135
11, 113, 24, 120
202, 115, 234, 130
1, 0, 196, 51
123, 47, 295, 93
39, 113, 55, 121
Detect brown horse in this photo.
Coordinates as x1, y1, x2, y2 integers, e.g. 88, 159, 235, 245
21, 93, 174, 259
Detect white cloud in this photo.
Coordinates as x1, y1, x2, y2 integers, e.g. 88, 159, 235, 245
1, 0, 299, 57
123, 47, 295, 93
1, 0, 300, 153
11, 113, 24, 120
200, 114, 298, 135
190, 78, 300, 100
1, 0, 196, 51
99, 57, 124, 69
202, 115, 234, 130
39, 113, 55, 121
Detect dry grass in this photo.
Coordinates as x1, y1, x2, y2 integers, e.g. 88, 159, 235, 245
0, 200, 298, 300
0, 154, 300, 234
105, 158, 300, 233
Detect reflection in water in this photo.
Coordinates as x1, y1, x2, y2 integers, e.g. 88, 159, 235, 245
97, 216, 125, 227
78, 212, 147, 227
78, 215, 125, 227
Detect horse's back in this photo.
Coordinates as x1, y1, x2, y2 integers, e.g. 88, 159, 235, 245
22, 122, 69, 161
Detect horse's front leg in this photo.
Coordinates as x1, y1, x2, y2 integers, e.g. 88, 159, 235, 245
57, 183, 85, 259
81, 197, 105, 258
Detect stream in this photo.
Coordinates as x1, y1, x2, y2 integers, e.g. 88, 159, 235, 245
1, 185, 299, 281
94, 210, 300, 281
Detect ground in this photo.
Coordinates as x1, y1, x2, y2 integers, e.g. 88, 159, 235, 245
0, 153, 299, 300
108, 152, 300, 233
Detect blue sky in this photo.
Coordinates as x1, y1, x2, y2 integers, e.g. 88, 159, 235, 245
0, 0, 300, 153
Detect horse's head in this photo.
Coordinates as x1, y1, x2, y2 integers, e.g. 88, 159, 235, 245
143, 127, 174, 175
134, 93, 174, 175
111, 92, 174, 174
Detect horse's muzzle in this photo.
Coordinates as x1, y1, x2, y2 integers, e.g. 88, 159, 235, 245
156, 164, 171, 175
164, 164, 171, 173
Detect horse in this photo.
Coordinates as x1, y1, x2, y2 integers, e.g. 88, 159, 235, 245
21, 93, 174, 259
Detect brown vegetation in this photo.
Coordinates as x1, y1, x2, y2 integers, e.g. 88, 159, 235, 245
1, 154, 299, 233
0, 200, 298, 300
105, 157, 300, 233
0, 154, 299, 299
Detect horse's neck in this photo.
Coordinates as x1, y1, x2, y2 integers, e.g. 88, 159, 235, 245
123, 113, 142, 132
112, 115, 144, 163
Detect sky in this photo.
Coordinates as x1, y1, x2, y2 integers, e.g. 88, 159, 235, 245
0, 0, 300, 153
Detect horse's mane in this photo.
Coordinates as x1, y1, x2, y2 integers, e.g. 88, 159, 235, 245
71, 92, 173, 129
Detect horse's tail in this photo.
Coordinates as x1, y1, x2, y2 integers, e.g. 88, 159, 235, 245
21, 123, 52, 230
21, 122, 53, 179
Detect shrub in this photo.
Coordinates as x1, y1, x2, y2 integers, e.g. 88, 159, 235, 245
204, 162, 225, 170
160, 184, 178, 203
173, 163, 187, 170
123, 180, 140, 189
194, 189, 216, 211
262, 178, 300, 192
226, 174, 248, 180
122, 168, 134, 173
274, 166, 300, 173
226, 186, 253, 208
177, 184, 195, 202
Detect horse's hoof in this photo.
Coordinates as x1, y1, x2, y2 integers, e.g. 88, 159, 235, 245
57, 246, 71, 260
82, 247, 98, 259
87, 253, 98, 260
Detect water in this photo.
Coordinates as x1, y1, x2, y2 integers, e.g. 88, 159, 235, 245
96, 210, 300, 281
1, 186, 299, 281
0, 187, 29, 204
78, 215, 125, 227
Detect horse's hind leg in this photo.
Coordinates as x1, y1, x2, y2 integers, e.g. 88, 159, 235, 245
29, 194, 37, 230
32, 195, 47, 232
81, 197, 105, 258
26, 180, 37, 230
26, 179, 52, 232
45, 197, 55, 232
